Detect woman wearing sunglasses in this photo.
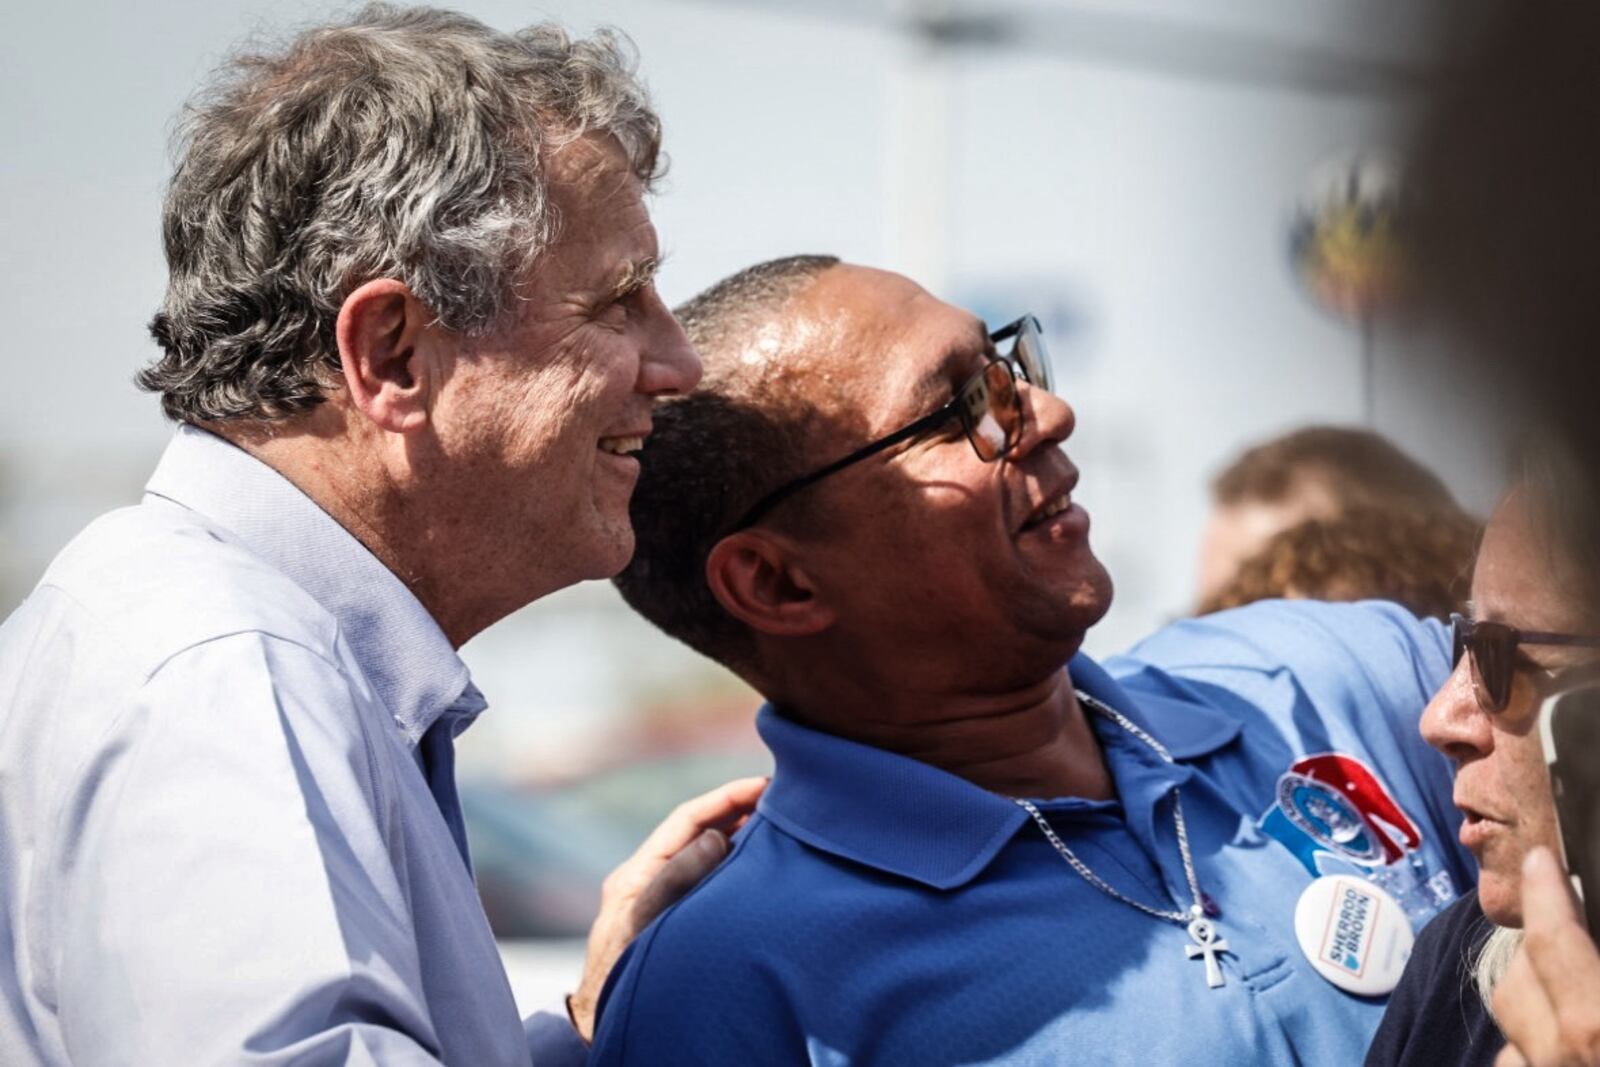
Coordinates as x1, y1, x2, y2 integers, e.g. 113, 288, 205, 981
1366, 441, 1600, 1067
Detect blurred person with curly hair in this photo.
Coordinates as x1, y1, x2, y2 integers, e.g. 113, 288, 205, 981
1198, 425, 1470, 612
1198, 506, 1480, 622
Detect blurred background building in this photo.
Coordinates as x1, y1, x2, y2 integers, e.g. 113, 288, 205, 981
0, 0, 1498, 1008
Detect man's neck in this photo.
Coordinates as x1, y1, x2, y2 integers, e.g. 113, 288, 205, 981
213, 419, 496, 647
777, 668, 1115, 802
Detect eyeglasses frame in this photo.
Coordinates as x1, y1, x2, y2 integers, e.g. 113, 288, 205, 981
1449, 611, 1600, 713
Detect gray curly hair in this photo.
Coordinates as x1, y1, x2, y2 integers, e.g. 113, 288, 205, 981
140, 3, 664, 423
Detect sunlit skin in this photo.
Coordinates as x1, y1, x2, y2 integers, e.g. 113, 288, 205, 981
419, 136, 700, 596
229, 133, 700, 646
708, 265, 1117, 801
1421, 487, 1589, 927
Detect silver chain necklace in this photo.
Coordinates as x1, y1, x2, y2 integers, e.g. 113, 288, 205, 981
1013, 689, 1230, 989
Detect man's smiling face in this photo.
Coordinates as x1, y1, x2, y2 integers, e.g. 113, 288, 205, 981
769, 265, 1113, 687
427, 133, 700, 595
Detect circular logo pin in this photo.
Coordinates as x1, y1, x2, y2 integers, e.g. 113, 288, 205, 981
1293, 874, 1414, 996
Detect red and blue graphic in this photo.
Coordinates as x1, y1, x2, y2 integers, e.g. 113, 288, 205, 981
1262, 754, 1420, 872
1259, 753, 1454, 926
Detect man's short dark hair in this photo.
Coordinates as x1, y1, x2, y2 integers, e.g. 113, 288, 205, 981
613, 254, 839, 673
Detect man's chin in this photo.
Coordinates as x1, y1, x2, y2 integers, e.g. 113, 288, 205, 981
565, 508, 635, 583
1025, 570, 1114, 664
1024, 537, 1112, 610
1062, 562, 1115, 631
592, 527, 635, 581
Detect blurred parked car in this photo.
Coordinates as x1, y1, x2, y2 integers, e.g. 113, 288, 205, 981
460, 781, 634, 939
462, 743, 771, 940
551, 745, 772, 846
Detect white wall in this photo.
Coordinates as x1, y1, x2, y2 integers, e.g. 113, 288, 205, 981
949, 46, 1421, 653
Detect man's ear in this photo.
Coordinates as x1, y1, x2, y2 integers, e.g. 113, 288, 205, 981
706, 532, 835, 638
335, 279, 438, 434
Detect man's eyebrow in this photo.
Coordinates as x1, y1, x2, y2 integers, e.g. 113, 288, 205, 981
907, 321, 995, 407
607, 255, 661, 301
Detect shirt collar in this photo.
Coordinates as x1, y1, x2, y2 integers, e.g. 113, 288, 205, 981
754, 652, 1242, 891
143, 424, 480, 745
1070, 654, 1243, 760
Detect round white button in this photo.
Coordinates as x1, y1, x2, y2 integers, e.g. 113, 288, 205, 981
1293, 874, 1415, 996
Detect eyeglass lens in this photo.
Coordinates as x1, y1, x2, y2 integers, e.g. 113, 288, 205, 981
1012, 317, 1053, 394
1452, 615, 1516, 713
961, 361, 1020, 461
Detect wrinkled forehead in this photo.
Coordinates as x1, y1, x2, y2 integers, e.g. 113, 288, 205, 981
546, 132, 639, 196
519, 134, 658, 304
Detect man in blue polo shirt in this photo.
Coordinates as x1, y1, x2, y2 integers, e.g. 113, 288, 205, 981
598, 255, 1472, 1064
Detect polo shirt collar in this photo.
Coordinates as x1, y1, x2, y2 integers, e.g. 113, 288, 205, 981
1070, 655, 1243, 760
755, 652, 1242, 891
143, 424, 479, 746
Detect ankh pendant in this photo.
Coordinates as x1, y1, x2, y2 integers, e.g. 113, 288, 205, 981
1185, 914, 1230, 989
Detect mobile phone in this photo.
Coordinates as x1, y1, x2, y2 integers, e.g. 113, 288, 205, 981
1539, 686, 1600, 941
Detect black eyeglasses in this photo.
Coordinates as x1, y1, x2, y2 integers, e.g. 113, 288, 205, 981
1450, 612, 1600, 713
731, 315, 1053, 531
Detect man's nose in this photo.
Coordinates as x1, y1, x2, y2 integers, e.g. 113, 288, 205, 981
1011, 380, 1075, 457
635, 287, 702, 396
1420, 656, 1495, 761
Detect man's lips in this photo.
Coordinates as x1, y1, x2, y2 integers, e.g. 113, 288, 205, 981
597, 428, 651, 457
1019, 471, 1081, 532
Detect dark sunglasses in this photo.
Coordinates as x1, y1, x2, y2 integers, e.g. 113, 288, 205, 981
1449, 612, 1600, 713
730, 315, 1052, 531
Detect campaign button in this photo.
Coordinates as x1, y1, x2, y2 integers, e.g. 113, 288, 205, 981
1293, 874, 1413, 996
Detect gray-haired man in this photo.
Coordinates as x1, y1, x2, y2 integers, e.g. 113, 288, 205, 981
0, 6, 759, 1064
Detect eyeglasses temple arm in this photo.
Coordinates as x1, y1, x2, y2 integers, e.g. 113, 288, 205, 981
987, 320, 1022, 344
1520, 630, 1600, 648
731, 405, 957, 530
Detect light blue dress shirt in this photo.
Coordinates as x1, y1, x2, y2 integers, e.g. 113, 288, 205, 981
0, 426, 585, 1066
592, 600, 1473, 1065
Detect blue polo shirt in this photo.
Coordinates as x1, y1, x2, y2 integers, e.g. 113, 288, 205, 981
591, 600, 1473, 1065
